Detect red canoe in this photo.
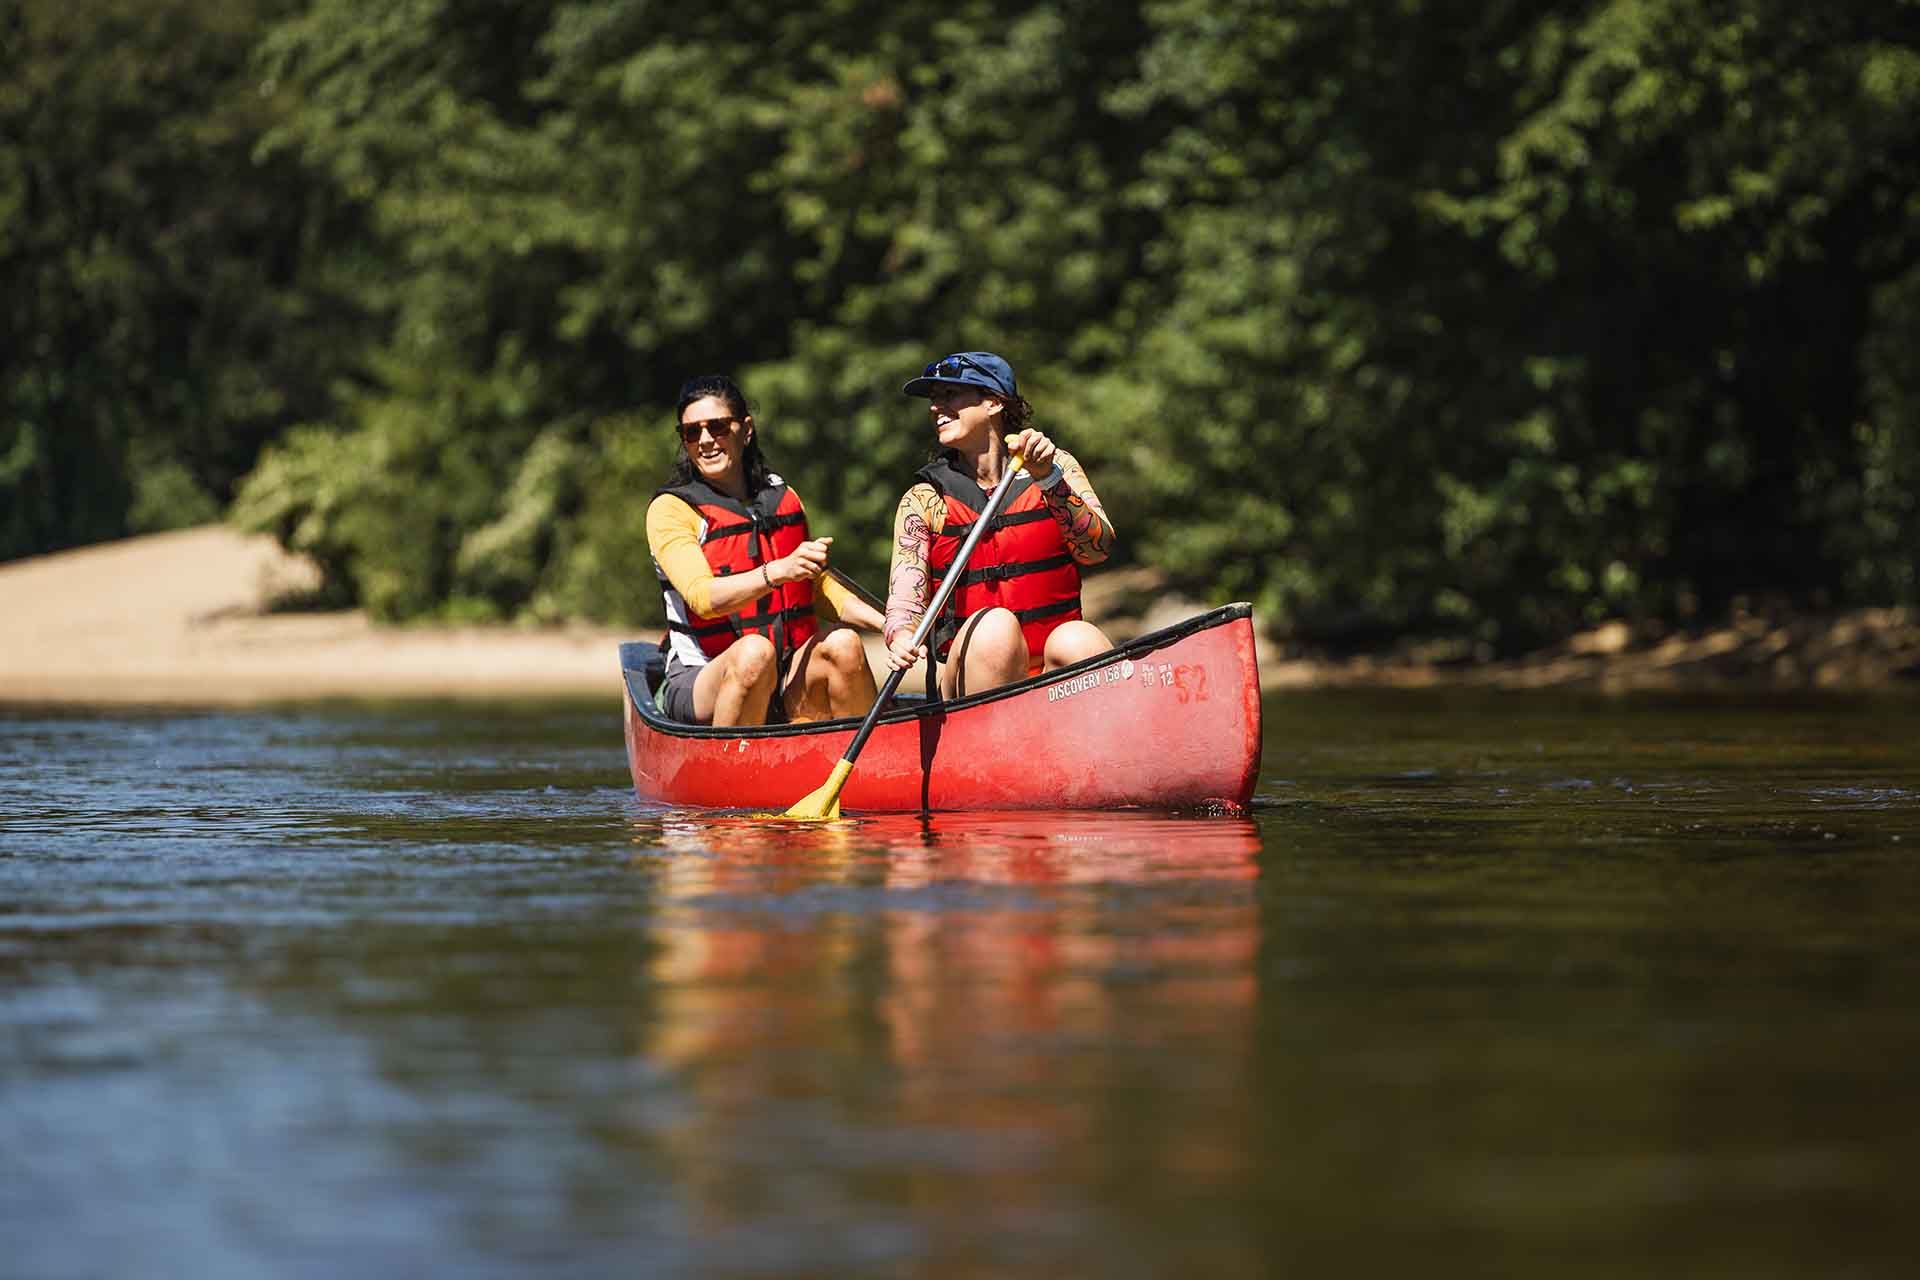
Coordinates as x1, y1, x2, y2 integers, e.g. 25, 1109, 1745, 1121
620, 603, 1263, 813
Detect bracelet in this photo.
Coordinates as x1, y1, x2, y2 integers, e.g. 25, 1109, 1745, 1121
1036, 463, 1066, 489
761, 564, 772, 590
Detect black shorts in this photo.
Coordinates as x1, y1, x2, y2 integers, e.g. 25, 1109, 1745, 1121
655, 660, 702, 723
655, 656, 794, 725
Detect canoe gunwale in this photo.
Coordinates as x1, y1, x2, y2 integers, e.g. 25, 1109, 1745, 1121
620, 601, 1255, 741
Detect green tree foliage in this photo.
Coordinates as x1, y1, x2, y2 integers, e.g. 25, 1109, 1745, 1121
0, 0, 366, 562
15, 0, 1920, 644
1109, 0, 1920, 645
232, 0, 1166, 622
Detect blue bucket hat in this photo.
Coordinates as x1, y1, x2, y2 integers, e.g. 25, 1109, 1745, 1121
901, 351, 1017, 399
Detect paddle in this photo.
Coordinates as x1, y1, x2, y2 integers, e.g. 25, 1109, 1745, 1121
780, 452, 1029, 820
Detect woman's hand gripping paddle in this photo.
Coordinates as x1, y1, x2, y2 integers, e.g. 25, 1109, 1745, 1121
779, 454, 1028, 820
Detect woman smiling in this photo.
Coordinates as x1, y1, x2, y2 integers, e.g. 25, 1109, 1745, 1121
646, 375, 884, 726
883, 352, 1116, 698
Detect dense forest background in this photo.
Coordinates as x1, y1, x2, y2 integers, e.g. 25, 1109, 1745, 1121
5, 0, 1918, 650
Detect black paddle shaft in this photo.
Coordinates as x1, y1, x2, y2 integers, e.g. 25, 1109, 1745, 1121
837, 456, 1027, 766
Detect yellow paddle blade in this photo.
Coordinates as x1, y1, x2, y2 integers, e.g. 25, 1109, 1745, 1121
776, 758, 853, 821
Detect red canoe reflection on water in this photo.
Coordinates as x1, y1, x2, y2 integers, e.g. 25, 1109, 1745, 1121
639, 808, 1265, 886
619, 605, 1264, 813
634, 808, 1264, 1052
632, 808, 1265, 1133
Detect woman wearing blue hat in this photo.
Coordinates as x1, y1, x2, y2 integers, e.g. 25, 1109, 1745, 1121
647, 374, 884, 726
883, 351, 1116, 696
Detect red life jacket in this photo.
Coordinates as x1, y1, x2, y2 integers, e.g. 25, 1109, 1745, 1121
655, 476, 818, 668
919, 454, 1081, 673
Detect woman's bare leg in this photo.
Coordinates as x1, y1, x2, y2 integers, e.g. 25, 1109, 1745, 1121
940, 608, 1028, 699
783, 625, 879, 722
1041, 620, 1113, 671
692, 633, 779, 726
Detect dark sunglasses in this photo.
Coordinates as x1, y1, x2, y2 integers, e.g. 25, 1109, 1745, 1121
923, 355, 991, 380
677, 416, 740, 444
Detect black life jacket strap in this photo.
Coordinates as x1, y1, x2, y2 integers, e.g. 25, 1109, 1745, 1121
1013, 597, 1080, 625
667, 601, 812, 639
938, 506, 1050, 543
704, 509, 805, 542
930, 552, 1076, 589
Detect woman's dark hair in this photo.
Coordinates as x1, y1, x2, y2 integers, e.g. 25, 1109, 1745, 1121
998, 393, 1033, 436
667, 374, 772, 492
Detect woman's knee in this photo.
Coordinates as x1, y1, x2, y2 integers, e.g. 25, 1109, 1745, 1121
727, 633, 778, 685
948, 608, 1029, 694
983, 607, 1023, 638
1044, 620, 1112, 667
958, 607, 1023, 654
817, 626, 868, 674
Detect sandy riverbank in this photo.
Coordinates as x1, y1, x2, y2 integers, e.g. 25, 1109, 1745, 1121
0, 527, 628, 704
3, 526, 1917, 705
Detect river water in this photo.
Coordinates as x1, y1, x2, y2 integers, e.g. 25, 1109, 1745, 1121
3, 691, 1917, 1277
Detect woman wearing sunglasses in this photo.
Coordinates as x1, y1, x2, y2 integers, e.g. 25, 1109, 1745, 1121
883, 351, 1116, 697
647, 375, 885, 726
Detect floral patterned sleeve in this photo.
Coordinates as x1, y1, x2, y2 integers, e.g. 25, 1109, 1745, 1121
1042, 449, 1115, 565
884, 483, 943, 648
